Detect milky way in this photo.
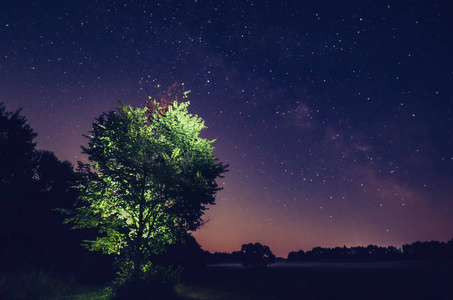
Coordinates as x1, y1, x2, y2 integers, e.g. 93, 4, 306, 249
1, 0, 452, 256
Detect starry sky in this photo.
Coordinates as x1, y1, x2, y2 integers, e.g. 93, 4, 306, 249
1, 0, 453, 257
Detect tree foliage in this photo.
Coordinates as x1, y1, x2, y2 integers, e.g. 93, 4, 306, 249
68, 99, 227, 275
402, 239, 453, 261
0, 103, 37, 192
145, 82, 189, 118
0, 103, 109, 276
287, 245, 403, 262
240, 242, 276, 267
152, 233, 206, 270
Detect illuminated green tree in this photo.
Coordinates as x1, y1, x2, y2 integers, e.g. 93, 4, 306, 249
68, 100, 227, 277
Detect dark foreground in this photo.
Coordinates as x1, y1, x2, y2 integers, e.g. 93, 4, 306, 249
180, 261, 453, 300
1, 261, 452, 299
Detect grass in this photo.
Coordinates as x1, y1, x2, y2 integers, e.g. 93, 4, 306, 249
177, 262, 453, 300
0, 270, 112, 300
1, 262, 452, 299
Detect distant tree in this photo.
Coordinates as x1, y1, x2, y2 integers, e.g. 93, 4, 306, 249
287, 249, 305, 261
66, 99, 227, 280
240, 243, 275, 267
288, 245, 403, 262
403, 239, 453, 261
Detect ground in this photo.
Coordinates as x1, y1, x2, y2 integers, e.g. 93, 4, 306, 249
1, 261, 452, 299
179, 262, 453, 300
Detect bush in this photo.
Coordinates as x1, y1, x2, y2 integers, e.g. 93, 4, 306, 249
112, 262, 182, 299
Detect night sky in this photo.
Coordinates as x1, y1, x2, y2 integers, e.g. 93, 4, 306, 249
2, 0, 453, 257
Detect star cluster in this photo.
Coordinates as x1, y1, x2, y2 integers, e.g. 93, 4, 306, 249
1, 0, 452, 257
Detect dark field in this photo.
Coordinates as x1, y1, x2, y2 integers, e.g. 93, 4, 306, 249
1, 261, 452, 299
179, 262, 453, 300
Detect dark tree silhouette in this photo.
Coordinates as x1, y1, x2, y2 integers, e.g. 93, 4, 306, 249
0, 103, 38, 269
0, 103, 37, 198
0, 104, 114, 281
205, 251, 242, 264
287, 249, 305, 261
240, 242, 276, 267
287, 244, 403, 262
403, 239, 453, 261
151, 234, 206, 270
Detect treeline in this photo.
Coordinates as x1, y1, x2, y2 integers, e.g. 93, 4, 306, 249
203, 239, 453, 265
288, 245, 402, 262
0, 103, 114, 282
287, 239, 453, 262
402, 239, 453, 261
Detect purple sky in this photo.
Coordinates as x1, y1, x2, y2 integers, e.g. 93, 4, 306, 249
1, 0, 453, 257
